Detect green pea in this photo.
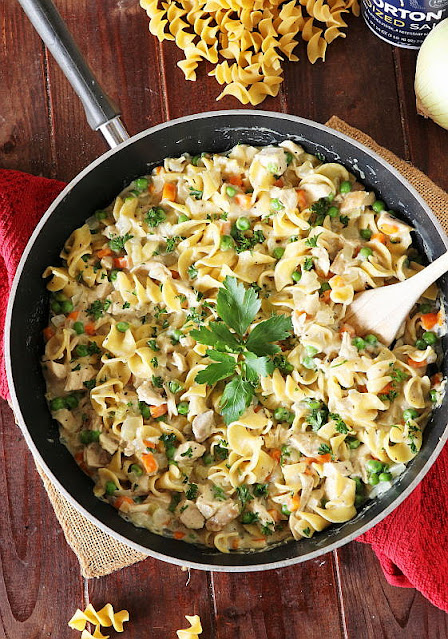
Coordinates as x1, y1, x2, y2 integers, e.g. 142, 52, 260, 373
328, 206, 339, 218
415, 339, 427, 350
372, 200, 386, 213
379, 472, 392, 482
352, 337, 366, 350
75, 345, 89, 357
359, 247, 373, 260
285, 152, 294, 166
340, 180, 352, 194
109, 269, 120, 282
305, 345, 319, 356
105, 481, 117, 495
403, 408, 419, 421
135, 177, 148, 191
220, 235, 234, 251
50, 397, 66, 411
80, 430, 100, 445
169, 380, 183, 394
270, 198, 284, 211
281, 504, 291, 516
430, 389, 438, 403
54, 292, 68, 302
95, 210, 107, 220
61, 300, 74, 314
368, 473, 380, 486
273, 247, 285, 260
178, 214, 189, 223
191, 155, 200, 166
307, 400, 322, 410
116, 321, 130, 333
51, 300, 61, 313
202, 453, 214, 465
73, 321, 84, 335
366, 459, 383, 473
226, 186, 236, 197
327, 192, 335, 202
302, 356, 317, 370
139, 401, 151, 419
172, 329, 183, 342
130, 464, 143, 476
419, 303, 432, 314
177, 402, 189, 415
236, 216, 250, 231
286, 411, 295, 424
274, 407, 290, 421
291, 270, 302, 283
364, 334, 378, 346
423, 331, 437, 345
65, 395, 79, 410
360, 228, 372, 240
346, 437, 361, 449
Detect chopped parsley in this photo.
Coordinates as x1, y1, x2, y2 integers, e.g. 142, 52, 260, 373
236, 484, 254, 509
180, 446, 193, 458
189, 188, 203, 199
145, 207, 166, 227
329, 412, 349, 434
188, 264, 198, 280
186, 483, 198, 500
86, 299, 111, 320
212, 484, 227, 501
168, 493, 181, 512
152, 375, 163, 388
318, 443, 332, 456
108, 233, 133, 253
308, 403, 329, 431
305, 233, 321, 248
83, 379, 96, 391
160, 433, 178, 461
303, 257, 314, 271
165, 236, 181, 253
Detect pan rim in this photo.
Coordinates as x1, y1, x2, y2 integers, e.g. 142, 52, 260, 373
5, 109, 448, 571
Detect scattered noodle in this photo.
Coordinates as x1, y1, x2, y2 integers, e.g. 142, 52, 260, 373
177, 615, 203, 639
68, 604, 129, 635
140, 0, 359, 104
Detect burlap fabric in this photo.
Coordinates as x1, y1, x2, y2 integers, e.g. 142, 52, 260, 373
31, 116, 448, 578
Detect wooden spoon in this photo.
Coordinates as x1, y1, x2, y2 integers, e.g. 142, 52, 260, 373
345, 252, 448, 345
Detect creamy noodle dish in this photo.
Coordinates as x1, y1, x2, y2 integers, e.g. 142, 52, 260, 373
42, 142, 445, 552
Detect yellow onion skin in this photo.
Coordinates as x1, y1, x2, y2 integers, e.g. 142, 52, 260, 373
415, 18, 448, 131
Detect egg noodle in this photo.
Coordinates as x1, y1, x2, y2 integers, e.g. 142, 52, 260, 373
42, 142, 445, 553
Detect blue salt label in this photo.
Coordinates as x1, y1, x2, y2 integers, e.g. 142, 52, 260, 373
361, 0, 448, 48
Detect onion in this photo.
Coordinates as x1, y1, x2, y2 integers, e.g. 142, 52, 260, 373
415, 19, 448, 131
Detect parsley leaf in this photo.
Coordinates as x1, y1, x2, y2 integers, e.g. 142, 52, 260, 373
236, 484, 254, 509
108, 233, 133, 253
145, 207, 166, 228
86, 299, 111, 321
220, 375, 255, 425
243, 352, 274, 382
216, 276, 260, 337
308, 404, 329, 431
329, 412, 349, 434
318, 443, 332, 456
195, 360, 237, 385
246, 315, 293, 356
305, 233, 321, 248
303, 257, 314, 271
190, 323, 241, 353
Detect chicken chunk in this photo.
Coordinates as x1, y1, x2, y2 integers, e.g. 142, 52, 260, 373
179, 501, 205, 529
173, 441, 206, 463
205, 502, 240, 531
192, 411, 215, 443
136, 381, 165, 406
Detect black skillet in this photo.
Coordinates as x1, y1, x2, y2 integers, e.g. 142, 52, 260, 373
5, 0, 448, 571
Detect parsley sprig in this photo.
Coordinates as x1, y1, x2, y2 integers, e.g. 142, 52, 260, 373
191, 277, 293, 424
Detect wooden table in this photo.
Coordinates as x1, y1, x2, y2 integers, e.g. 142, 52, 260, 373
2, 1, 448, 637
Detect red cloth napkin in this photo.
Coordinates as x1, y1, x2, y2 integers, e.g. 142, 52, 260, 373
1, 168, 448, 611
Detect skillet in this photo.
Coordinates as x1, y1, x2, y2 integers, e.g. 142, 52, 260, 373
5, 0, 448, 571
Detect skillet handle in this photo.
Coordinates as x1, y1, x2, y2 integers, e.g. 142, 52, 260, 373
17, 0, 130, 148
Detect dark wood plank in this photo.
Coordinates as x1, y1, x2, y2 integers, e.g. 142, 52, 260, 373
0, 400, 84, 638
335, 542, 448, 638
44, 0, 167, 182
0, 0, 52, 176
394, 48, 448, 192
210, 558, 345, 639
87, 560, 214, 639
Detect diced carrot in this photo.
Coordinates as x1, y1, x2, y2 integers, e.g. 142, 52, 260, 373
149, 183, 156, 194
431, 373, 442, 386
314, 453, 332, 463
268, 508, 281, 522
113, 257, 128, 269
421, 312, 440, 330
221, 220, 231, 235
235, 193, 252, 210
143, 439, 157, 449
174, 531, 186, 540
304, 467, 314, 476
407, 357, 427, 368
150, 404, 168, 418
229, 174, 243, 187
231, 538, 240, 550
170, 269, 180, 279
155, 165, 163, 175
67, 310, 79, 321
141, 452, 159, 474
97, 247, 112, 258
114, 496, 133, 510
162, 182, 176, 201
371, 233, 386, 244
252, 537, 266, 543
379, 382, 394, 395
75, 451, 84, 464
254, 405, 262, 413
296, 189, 307, 211
287, 494, 300, 513
84, 323, 96, 336
379, 223, 399, 235
321, 290, 332, 304
269, 449, 281, 463
274, 178, 284, 188
43, 326, 55, 341
339, 323, 356, 337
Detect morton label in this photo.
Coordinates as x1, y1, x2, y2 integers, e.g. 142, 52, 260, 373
361, 0, 448, 48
